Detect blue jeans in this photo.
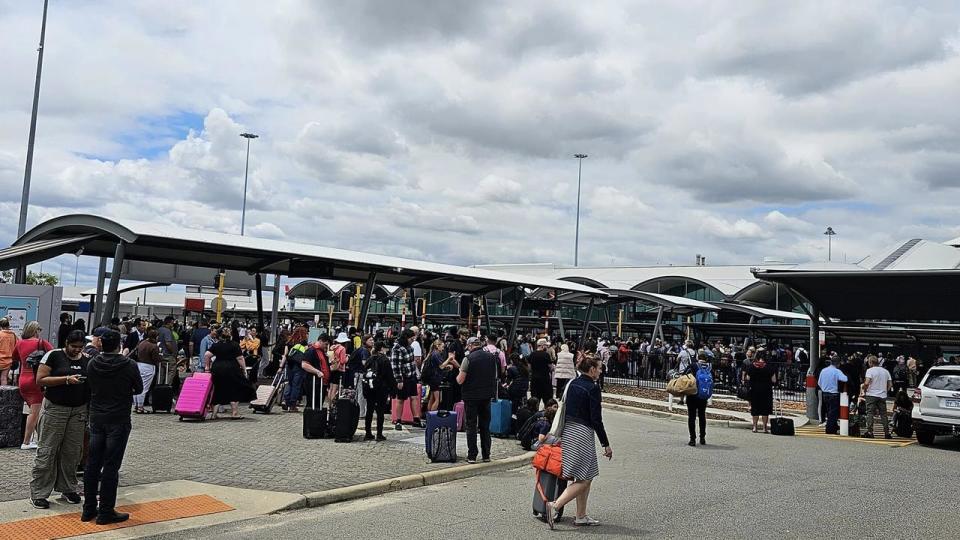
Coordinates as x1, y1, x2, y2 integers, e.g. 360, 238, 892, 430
83, 422, 132, 514
284, 363, 305, 408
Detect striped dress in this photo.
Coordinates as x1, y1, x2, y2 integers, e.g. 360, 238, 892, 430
561, 420, 600, 481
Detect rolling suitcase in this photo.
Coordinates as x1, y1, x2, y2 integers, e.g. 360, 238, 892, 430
532, 469, 566, 522
175, 373, 213, 421
251, 370, 286, 414
425, 410, 458, 463
392, 397, 416, 424
0, 386, 24, 448
334, 387, 361, 443
770, 400, 794, 436
303, 375, 329, 439
152, 361, 175, 413
489, 398, 512, 438
454, 401, 465, 432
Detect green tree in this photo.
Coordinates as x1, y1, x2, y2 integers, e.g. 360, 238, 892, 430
27, 271, 59, 286
0, 270, 11, 284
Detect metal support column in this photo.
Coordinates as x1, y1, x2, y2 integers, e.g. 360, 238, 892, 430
556, 301, 565, 339
269, 274, 281, 345
93, 257, 107, 324
807, 311, 821, 421
603, 305, 613, 338
581, 297, 595, 339
254, 273, 265, 333
358, 271, 377, 332
509, 288, 525, 346
650, 306, 664, 343
100, 243, 125, 326
482, 295, 492, 336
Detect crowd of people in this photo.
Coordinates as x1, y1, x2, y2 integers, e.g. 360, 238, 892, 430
5, 308, 955, 529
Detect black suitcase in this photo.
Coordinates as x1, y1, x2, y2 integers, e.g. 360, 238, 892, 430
152, 385, 174, 413
532, 469, 566, 522
770, 399, 794, 436
303, 375, 329, 439
892, 410, 913, 438
333, 398, 360, 442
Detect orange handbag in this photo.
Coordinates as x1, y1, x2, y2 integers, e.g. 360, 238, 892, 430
531, 444, 563, 477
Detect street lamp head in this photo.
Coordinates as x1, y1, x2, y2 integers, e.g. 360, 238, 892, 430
824, 226, 836, 236
240, 132, 259, 139
574, 153, 588, 159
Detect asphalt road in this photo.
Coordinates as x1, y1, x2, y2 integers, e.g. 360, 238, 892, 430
149, 409, 960, 540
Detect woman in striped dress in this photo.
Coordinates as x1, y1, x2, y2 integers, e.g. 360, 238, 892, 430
545, 355, 613, 529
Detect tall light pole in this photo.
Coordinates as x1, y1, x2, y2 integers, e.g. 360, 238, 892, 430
16, 0, 49, 283
239, 132, 258, 236
824, 226, 836, 261
573, 153, 588, 266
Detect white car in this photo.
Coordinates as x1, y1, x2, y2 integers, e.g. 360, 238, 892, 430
912, 365, 960, 445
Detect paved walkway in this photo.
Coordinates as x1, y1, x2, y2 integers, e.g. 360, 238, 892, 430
1, 409, 527, 504
604, 392, 759, 422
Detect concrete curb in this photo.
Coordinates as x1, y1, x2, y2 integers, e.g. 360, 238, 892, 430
280, 452, 535, 512
605, 402, 792, 430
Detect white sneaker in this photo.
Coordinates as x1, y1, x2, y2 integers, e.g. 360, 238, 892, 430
21, 442, 38, 450
574, 516, 600, 526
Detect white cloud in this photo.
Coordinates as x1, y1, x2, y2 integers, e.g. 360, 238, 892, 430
1, 0, 959, 282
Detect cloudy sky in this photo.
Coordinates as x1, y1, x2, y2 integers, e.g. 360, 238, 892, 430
2, 0, 959, 285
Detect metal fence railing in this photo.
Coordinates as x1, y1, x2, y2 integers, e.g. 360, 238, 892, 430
602, 354, 807, 403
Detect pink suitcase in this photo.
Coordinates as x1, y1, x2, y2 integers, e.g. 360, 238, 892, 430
391, 384, 423, 424
454, 401, 465, 432
176, 373, 213, 421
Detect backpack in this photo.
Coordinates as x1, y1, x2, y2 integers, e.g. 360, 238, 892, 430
695, 365, 714, 400
25, 341, 48, 373
517, 412, 544, 450
363, 355, 380, 390
287, 344, 307, 368
430, 426, 456, 463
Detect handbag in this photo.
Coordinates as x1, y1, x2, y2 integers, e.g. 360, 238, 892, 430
531, 443, 563, 477
548, 379, 574, 440
737, 383, 751, 401
667, 373, 698, 396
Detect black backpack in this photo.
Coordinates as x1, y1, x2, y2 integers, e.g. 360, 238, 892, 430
517, 411, 544, 450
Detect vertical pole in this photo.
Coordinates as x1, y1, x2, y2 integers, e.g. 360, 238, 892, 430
807, 311, 821, 421
650, 306, 664, 343
482, 295, 492, 336
839, 381, 849, 436
617, 308, 623, 337
269, 274, 280, 346
100, 242, 126, 326
241, 136, 251, 236
574, 155, 583, 266
510, 289, 525, 347
255, 273, 265, 333
556, 300, 565, 339
93, 257, 107, 324
603, 304, 613, 338
581, 296, 595, 339
73, 254, 80, 286
215, 271, 226, 324
358, 272, 377, 332
17, 0, 49, 244
327, 304, 334, 334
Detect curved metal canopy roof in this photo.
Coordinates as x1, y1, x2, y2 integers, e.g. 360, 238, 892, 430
286, 279, 399, 299
710, 302, 810, 322
2, 215, 607, 297
555, 288, 718, 314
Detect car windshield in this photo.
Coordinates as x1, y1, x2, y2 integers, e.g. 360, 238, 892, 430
924, 371, 960, 392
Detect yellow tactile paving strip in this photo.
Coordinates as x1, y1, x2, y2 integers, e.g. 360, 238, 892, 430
0, 494, 234, 540
794, 423, 917, 447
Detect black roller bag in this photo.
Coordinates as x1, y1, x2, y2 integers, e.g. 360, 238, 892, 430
770, 399, 794, 436
334, 385, 360, 443
303, 375, 329, 439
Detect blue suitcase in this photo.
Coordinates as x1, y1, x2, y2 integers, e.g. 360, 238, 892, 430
489, 399, 512, 438
425, 410, 458, 462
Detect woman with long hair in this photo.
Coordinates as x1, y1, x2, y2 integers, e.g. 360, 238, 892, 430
545, 355, 612, 529
13, 321, 54, 450
745, 349, 776, 433
281, 326, 310, 412
30, 330, 88, 508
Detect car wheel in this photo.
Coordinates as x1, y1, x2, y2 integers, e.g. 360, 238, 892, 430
916, 429, 935, 446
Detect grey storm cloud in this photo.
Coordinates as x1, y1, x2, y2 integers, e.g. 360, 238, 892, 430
3, 0, 960, 274
694, 1, 958, 95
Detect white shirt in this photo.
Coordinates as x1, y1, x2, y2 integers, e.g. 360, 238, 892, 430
864, 366, 891, 398
411, 340, 423, 359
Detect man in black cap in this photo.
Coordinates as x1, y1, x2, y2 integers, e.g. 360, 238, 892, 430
82, 329, 142, 525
